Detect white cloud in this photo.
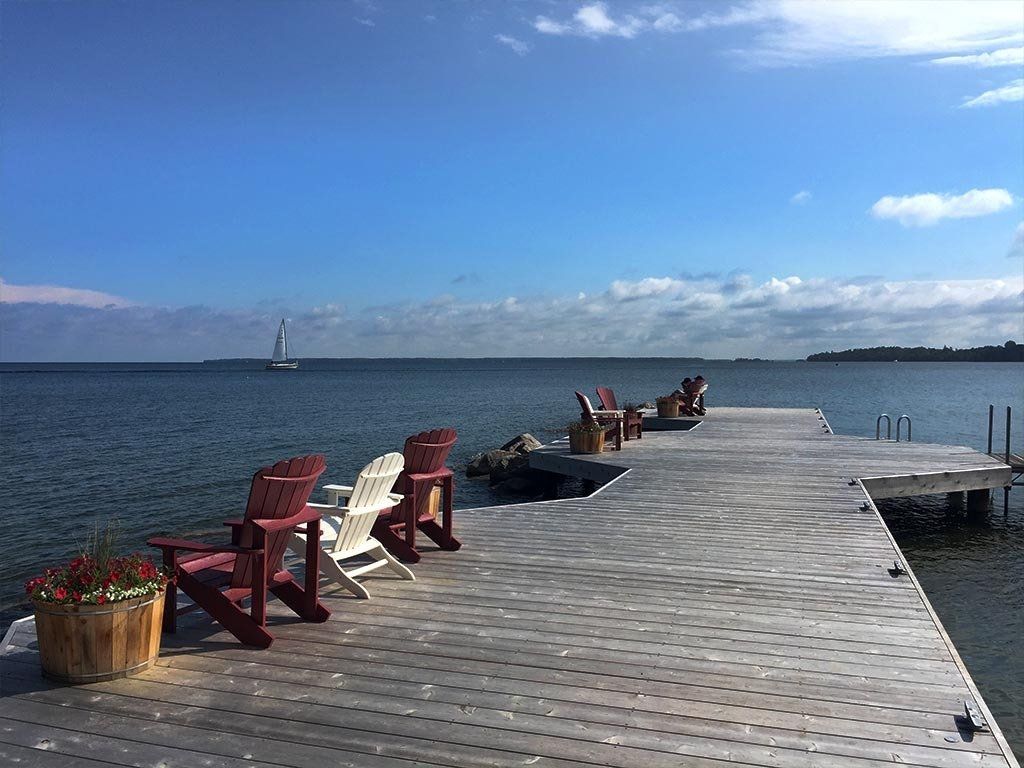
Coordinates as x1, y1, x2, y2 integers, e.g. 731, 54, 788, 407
0, 278, 134, 308
534, 2, 648, 39
353, 17, 375, 27
961, 79, 1024, 108
531, 1, 1023, 65
870, 188, 1015, 227
4, 273, 1020, 360
1009, 222, 1024, 258
608, 276, 684, 300
495, 34, 531, 56
734, 0, 1024, 66
930, 47, 1024, 68
790, 190, 812, 205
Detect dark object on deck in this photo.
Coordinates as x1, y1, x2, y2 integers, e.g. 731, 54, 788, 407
575, 391, 622, 450
888, 560, 907, 578
374, 428, 460, 563
147, 455, 330, 648
596, 386, 643, 440
957, 701, 988, 733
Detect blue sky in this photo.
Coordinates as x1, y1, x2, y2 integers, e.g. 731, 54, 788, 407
1, 0, 1022, 360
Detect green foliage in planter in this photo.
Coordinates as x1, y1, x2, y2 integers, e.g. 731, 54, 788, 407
568, 420, 606, 435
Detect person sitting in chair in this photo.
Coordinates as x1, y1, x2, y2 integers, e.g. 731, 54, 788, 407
673, 377, 695, 415
691, 375, 707, 415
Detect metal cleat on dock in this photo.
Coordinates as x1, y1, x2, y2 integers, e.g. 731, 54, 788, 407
957, 701, 988, 733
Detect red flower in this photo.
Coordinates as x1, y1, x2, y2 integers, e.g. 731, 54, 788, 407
96, 594, 107, 605
72, 592, 82, 602
53, 587, 67, 601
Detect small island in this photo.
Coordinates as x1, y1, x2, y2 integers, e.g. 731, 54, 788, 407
807, 340, 1023, 362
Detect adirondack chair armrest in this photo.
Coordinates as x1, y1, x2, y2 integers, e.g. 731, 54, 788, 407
146, 537, 259, 555
222, 518, 243, 529
251, 505, 323, 533
592, 409, 623, 417
405, 471, 450, 483
322, 484, 354, 504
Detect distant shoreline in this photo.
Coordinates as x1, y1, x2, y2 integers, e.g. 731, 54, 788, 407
807, 341, 1022, 363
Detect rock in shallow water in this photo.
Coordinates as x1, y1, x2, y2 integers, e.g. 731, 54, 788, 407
466, 448, 512, 477
500, 433, 542, 454
466, 433, 543, 478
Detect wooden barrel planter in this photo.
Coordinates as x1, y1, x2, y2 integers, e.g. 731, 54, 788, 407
569, 429, 606, 454
33, 591, 165, 684
656, 399, 680, 418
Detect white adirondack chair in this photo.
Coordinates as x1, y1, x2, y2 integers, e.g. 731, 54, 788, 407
290, 452, 414, 599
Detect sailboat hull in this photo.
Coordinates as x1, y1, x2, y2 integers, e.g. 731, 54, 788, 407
265, 361, 299, 370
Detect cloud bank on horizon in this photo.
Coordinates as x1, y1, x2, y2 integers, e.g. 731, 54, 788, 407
3, 272, 1021, 361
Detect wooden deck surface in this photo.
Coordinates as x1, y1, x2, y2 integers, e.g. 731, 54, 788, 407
1, 407, 1019, 768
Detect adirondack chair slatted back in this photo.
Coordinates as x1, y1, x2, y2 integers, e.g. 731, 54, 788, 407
331, 453, 404, 554
396, 428, 457, 520
348, 452, 404, 510
595, 386, 618, 411
575, 391, 597, 423
403, 428, 457, 474
233, 454, 326, 587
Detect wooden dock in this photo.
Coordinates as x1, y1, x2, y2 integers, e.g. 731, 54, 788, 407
1, 407, 1019, 767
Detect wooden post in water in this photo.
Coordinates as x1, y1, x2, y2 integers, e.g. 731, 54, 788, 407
966, 488, 990, 515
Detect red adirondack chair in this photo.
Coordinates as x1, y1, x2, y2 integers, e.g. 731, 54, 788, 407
596, 386, 642, 440
148, 454, 330, 648
373, 428, 460, 563
575, 391, 622, 450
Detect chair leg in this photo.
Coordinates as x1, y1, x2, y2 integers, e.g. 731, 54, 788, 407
176, 570, 274, 648
319, 553, 372, 599
271, 578, 331, 622
417, 518, 462, 551
162, 580, 178, 633
371, 518, 421, 563
369, 542, 415, 580
161, 549, 178, 633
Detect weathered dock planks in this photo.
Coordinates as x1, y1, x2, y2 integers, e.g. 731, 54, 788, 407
1, 407, 1018, 767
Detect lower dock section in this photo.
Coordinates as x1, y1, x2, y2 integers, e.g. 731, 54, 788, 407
1, 407, 1018, 767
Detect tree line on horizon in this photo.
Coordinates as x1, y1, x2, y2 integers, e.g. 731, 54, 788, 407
807, 341, 1023, 362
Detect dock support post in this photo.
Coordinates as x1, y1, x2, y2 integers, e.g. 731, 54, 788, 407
947, 491, 964, 508
966, 489, 990, 515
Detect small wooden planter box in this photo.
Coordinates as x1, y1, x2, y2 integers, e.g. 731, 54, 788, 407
569, 430, 606, 454
656, 400, 680, 418
426, 484, 442, 519
33, 591, 165, 684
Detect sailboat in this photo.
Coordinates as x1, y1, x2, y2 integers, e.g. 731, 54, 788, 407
265, 319, 299, 370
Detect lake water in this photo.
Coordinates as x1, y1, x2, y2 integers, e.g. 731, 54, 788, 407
1, 359, 1022, 749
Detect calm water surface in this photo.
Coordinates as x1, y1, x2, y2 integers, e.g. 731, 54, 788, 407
1, 359, 1022, 750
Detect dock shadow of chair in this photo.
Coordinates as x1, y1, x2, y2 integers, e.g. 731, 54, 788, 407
292, 452, 415, 599
147, 454, 331, 649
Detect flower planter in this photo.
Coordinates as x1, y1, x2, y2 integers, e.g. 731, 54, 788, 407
33, 591, 165, 684
656, 400, 680, 418
569, 429, 606, 454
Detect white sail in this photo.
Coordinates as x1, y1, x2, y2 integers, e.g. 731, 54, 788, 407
271, 319, 288, 362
